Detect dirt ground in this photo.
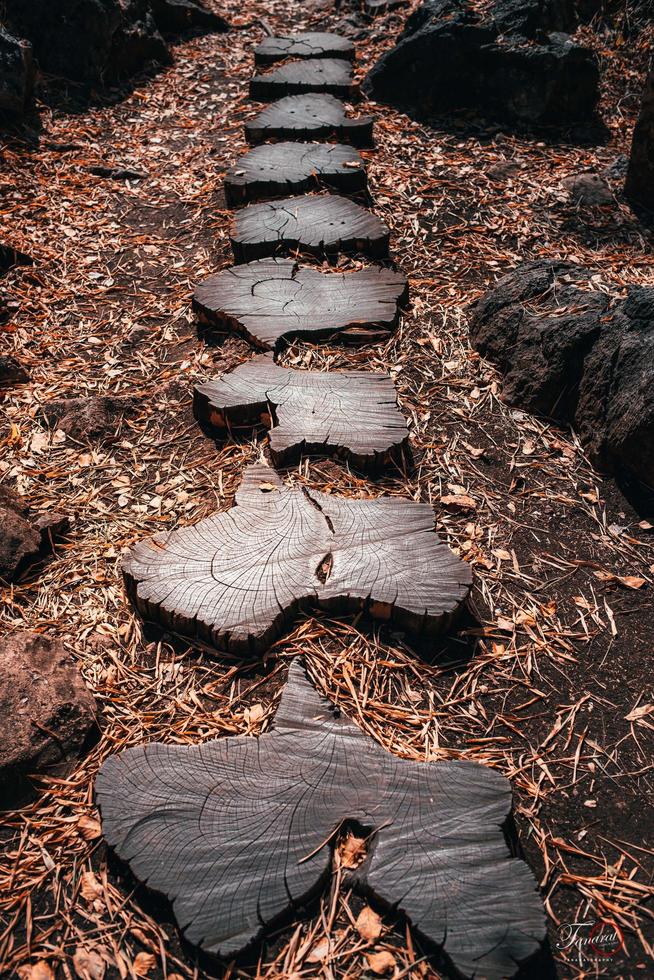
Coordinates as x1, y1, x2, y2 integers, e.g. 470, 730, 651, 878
1, 0, 653, 978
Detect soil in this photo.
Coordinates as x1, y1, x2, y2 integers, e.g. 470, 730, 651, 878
0, 1, 652, 979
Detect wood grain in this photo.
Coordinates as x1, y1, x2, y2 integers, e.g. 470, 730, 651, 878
193, 257, 408, 350
224, 142, 366, 206
96, 660, 546, 978
193, 351, 408, 468
229, 194, 390, 263
250, 58, 357, 102
245, 94, 374, 147
254, 32, 355, 65
123, 462, 472, 654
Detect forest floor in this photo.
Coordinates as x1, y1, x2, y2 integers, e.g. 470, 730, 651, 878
1, 0, 653, 978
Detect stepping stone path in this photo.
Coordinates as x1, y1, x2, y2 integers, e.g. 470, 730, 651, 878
245, 93, 374, 147
97, 660, 546, 980
193, 257, 408, 349
124, 462, 472, 654
97, 27, 546, 976
224, 142, 366, 206
250, 58, 357, 101
194, 352, 409, 468
254, 31, 355, 65
230, 193, 390, 262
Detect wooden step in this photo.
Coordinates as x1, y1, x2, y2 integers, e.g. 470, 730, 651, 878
122, 461, 472, 655
250, 58, 357, 102
194, 352, 409, 469
97, 659, 546, 977
229, 194, 390, 263
254, 31, 355, 66
245, 94, 374, 147
224, 142, 366, 206
193, 257, 408, 350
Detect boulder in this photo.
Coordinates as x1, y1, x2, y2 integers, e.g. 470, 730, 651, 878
470, 261, 654, 488
106, 0, 170, 80
362, 0, 599, 128
42, 393, 139, 440
561, 171, 613, 204
625, 58, 654, 211
0, 27, 35, 114
150, 0, 228, 34
0, 632, 96, 802
489, 0, 578, 36
0, 485, 68, 582
2, 0, 226, 85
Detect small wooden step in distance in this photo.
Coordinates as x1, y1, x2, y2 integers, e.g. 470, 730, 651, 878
245, 94, 374, 147
250, 58, 357, 102
254, 32, 355, 66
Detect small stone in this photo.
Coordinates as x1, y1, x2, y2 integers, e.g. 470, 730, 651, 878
0, 632, 96, 802
561, 171, 613, 205
0, 355, 30, 387
42, 394, 139, 441
0, 485, 68, 582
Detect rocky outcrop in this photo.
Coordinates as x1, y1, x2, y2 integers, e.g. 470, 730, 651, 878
625, 58, 654, 211
0, 632, 96, 802
0, 485, 68, 582
470, 261, 654, 487
0, 27, 35, 114
2, 0, 227, 87
362, 0, 599, 128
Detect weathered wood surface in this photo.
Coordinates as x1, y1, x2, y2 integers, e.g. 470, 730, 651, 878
123, 462, 472, 654
245, 94, 374, 147
97, 660, 546, 978
250, 58, 357, 102
254, 32, 355, 66
230, 194, 390, 263
193, 257, 408, 350
224, 142, 366, 206
194, 352, 408, 468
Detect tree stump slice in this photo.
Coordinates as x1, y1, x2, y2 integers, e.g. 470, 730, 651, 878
97, 660, 546, 978
229, 194, 390, 263
123, 462, 472, 655
193, 257, 408, 350
194, 352, 408, 468
250, 58, 357, 102
224, 143, 366, 207
254, 32, 355, 66
245, 94, 374, 147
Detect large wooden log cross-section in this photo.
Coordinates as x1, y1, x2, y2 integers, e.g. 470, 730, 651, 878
224, 142, 366, 206
250, 58, 357, 101
253, 31, 355, 65
193, 257, 408, 349
230, 194, 390, 262
194, 352, 409, 468
123, 462, 472, 654
96, 660, 546, 979
245, 94, 374, 147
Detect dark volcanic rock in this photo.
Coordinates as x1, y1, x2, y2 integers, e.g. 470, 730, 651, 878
625, 58, 654, 211
43, 394, 139, 440
0, 355, 30, 386
0, 27, 35, 114
470, 261, 654, 489
362, 0, 599, 128
150, 0, 228, 33
561, 171, 613, 204
0, 485, 68, 582
0, 632, 96, 802
3, 0, 227, 85
490, 0, 577, 36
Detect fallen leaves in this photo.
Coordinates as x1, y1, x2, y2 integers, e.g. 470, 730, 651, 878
365, 950, 397, 975
355, 905, 383, 942
77, 814, 102, 841
441, 493, 477, 511
72, 948, 105, 980
625, 703, 654, 725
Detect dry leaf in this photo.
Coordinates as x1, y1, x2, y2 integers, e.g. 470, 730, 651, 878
22, 962, 55, 980
132, 952, 156, 977
306, 937, 330, 963
365, 950, 396, 975
625, 703, 654, 723
244, 703, 265, 730
337, 832, 367, 869
355, 905, 383, 941
441, 493, 477, 511
72, 948, 105, 980
80, 870, 103, 903
617, 575, 646, 590
77, 814, 102, 840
